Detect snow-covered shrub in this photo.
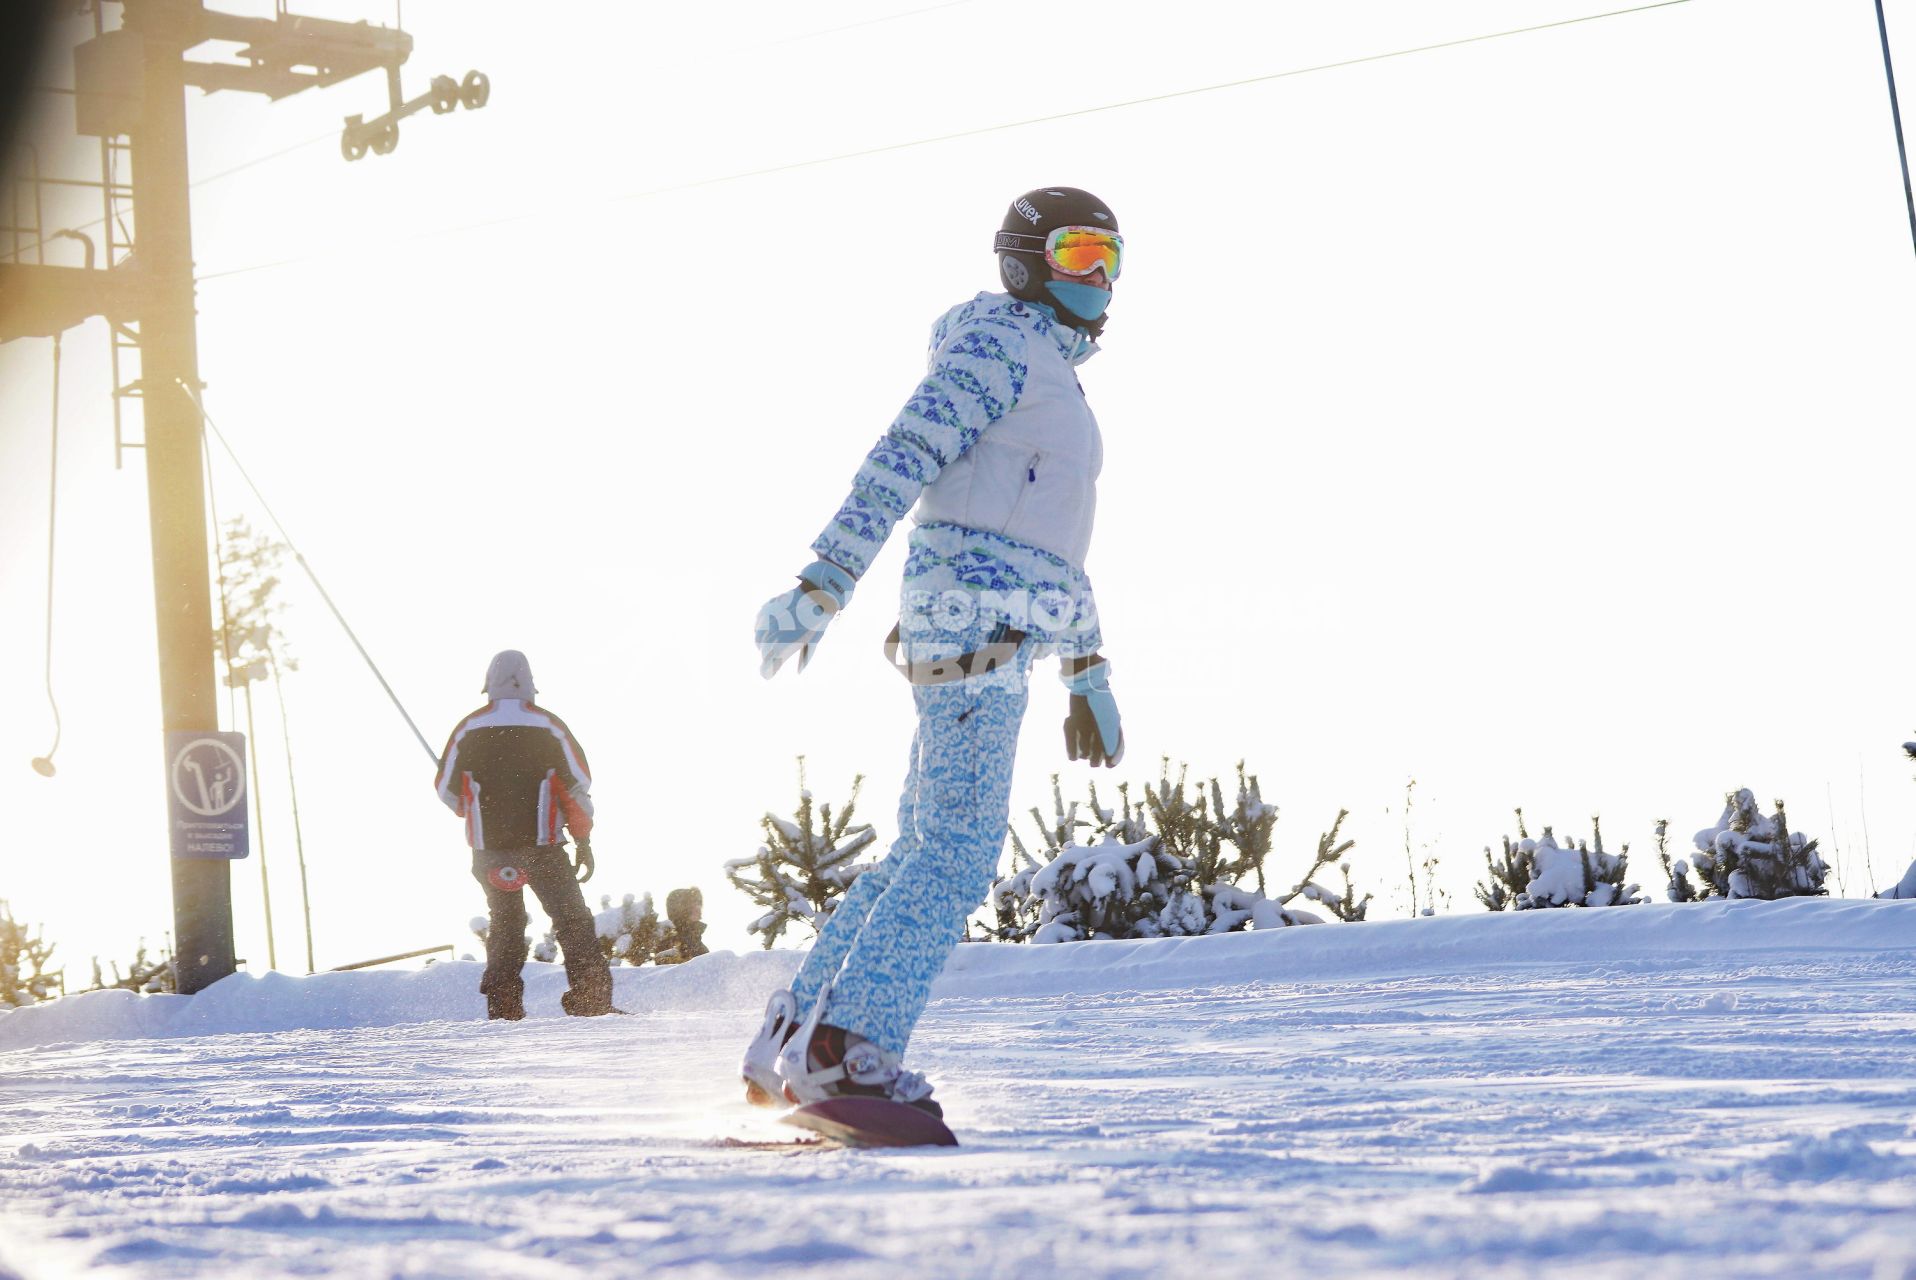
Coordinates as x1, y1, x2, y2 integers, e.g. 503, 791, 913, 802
662, 888, 709, 963
471, 884, 706, 969
1876, 860, 1916, 900
984, 762, 1357, 943
0, 901, 63, 1007
727, 760, 878, 948
1653, 819, 1698, 903
591, 887, 709, 966
468, 915, 549, 961
1870, 741, 1915, 898
1669, 789, 1826, 901
86, 940, 175, 994
1476, 811, 1643, 910
595, 893, 664, 966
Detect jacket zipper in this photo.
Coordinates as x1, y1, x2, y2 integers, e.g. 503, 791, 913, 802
1004, 451, 1042, 531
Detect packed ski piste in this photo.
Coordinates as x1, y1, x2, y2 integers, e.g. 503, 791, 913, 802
4, 189, 1916, 1278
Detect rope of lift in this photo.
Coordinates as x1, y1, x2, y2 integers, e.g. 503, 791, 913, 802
31, 334, 62, 778
176, 379, 441, 769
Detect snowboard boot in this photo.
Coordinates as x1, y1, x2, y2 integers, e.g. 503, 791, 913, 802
740, 989, 798, 1107
776, 1020, 942, 1118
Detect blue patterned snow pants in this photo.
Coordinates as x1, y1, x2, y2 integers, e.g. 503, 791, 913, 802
791, 616, 1034, 1056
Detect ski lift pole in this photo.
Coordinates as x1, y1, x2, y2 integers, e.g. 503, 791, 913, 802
1876, 0, 1916, 258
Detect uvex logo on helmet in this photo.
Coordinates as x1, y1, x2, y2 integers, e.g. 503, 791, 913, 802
1014, 198, 1042, 225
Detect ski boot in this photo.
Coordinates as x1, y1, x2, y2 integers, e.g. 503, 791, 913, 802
776, 1006, 941, 1119
740, 989, 798, 1107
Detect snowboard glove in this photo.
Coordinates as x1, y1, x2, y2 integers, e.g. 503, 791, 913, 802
1061, 658, 1124, 768
756, 559, 855, 679
572, 840, 595, 885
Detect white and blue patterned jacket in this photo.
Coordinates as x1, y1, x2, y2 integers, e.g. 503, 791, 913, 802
811, 292, 1105, 658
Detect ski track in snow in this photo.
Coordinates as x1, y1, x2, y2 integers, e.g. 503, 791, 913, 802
2, 904, 1916, 1279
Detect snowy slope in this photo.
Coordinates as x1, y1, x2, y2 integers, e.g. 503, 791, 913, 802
3, 899, 1915, 1279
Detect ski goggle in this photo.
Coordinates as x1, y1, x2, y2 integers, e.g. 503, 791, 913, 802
994, 226, 1124, 280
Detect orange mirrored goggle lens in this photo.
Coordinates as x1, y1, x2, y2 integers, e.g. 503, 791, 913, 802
1046, 227, 1123, 280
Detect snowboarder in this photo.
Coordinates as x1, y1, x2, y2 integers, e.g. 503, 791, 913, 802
435, 649, 614, 1020
745, 187, 1128, 1121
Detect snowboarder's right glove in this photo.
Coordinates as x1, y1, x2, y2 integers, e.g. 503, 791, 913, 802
572, 840, 595, 885
1062, 658, 1124, 768
756, 560, 855, 679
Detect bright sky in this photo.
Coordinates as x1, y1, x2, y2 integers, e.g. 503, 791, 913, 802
2, 0, 1913, 978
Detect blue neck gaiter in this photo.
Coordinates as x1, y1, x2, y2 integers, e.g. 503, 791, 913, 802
1044, 280, 1111, 322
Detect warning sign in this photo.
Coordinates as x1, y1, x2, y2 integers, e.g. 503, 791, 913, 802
167, 731, 250, 860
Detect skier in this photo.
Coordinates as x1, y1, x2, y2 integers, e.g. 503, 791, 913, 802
744, 187, 1128, 1119
435, 649, 615, 1020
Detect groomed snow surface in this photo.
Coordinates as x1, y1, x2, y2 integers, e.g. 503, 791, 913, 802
4, 900, 1916, 1279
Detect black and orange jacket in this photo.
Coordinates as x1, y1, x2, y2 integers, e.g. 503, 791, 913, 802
434, 699, 593, 851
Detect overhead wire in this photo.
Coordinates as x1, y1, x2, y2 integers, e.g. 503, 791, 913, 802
179, 379, 442, 768
767, 0, 978, 48
1873, 0, 1916, 258
0, 129, 337, 265
5, 0, 984, 266
196, 0, 1694, 285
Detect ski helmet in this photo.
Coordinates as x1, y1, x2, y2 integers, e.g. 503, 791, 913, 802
995, 186, 1120, 337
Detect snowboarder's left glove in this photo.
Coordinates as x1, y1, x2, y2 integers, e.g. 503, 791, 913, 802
1062, 659, 1124, 768
572, 840, 595, 885
756, 560, 855, 679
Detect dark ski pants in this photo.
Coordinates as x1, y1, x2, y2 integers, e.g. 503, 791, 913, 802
471, 847, 610, 1014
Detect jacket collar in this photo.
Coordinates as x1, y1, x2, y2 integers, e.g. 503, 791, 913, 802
1021, 297, 1101, 365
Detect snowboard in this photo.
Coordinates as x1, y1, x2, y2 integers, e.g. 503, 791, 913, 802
779, 1096, 958, 1148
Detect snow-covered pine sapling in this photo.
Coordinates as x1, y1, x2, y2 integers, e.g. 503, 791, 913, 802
595, 892, 666, 966
1027, 831, 1170, 940
661, 887, 708, 963
1548, 815, 1641, 908
1330, 859, 1374, 923
980, 774, 1118, 946
985, 762, 1362, 942
87, 939, 176, 994
1420, 850, 1447, 917
1030, 774, 1093, 855
0, 901, 63, 1007
1874, 858, 1916, 900
1476, 809, 1535, 911
1210, 764, 1278, 894
581, 887, 710, 964
1287, 816, 1364, 915
1681, 789, 1828, 900
1475, 812, 1642, 909
1655, 819, 1699, 903
726, 759, 878, 948
1142, 760, 1206, 873
982, 827, 1046, 942
1402, 778, 1419, 917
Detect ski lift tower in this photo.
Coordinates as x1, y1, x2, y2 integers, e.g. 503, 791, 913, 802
0, 0, 486, 994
